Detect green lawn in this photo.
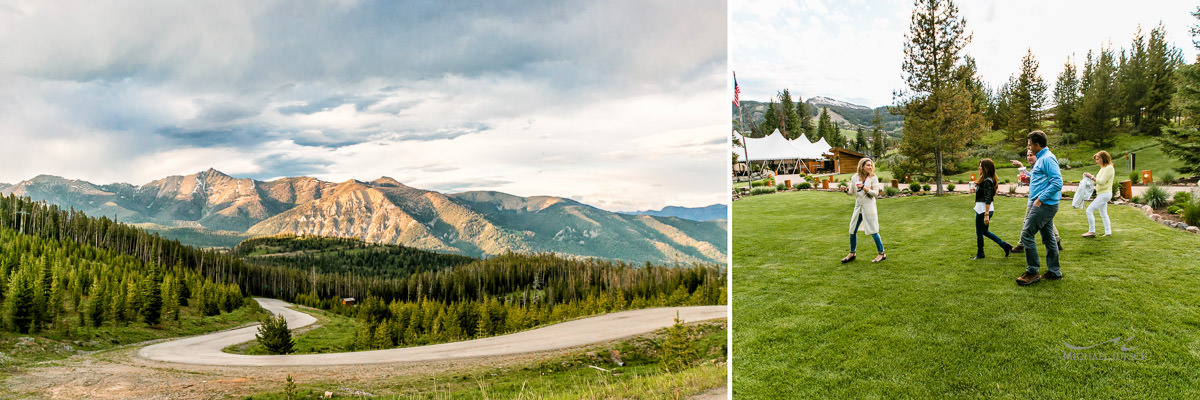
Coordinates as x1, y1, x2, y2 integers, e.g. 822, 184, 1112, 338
733, 191, 1200, 398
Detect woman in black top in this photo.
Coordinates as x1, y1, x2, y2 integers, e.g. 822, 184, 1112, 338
974, 159, 1013, 259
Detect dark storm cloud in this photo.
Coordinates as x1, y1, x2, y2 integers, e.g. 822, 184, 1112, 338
249, 153, 335, 180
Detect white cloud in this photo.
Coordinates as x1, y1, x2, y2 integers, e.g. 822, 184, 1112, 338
0, 1, 729, 212
734, 0, 1199, 107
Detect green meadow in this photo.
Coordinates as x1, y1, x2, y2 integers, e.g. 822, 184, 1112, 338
733, 190, 1200, 398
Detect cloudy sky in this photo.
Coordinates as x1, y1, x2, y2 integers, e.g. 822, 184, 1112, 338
732, 0, 1199, 108
0, 1, 727, 212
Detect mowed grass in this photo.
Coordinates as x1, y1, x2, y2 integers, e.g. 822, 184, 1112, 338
733, 191, 1200, 398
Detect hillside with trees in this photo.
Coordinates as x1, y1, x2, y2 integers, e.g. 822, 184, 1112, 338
1, 194, 725, 352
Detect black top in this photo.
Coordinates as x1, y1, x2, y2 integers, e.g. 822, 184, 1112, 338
974, 177, 996, 204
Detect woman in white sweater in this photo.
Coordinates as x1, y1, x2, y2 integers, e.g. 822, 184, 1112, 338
1081, 150, 1115, 237
841, 158, 886, 263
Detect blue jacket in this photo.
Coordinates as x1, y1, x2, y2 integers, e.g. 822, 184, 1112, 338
1028, 147, 1062, 206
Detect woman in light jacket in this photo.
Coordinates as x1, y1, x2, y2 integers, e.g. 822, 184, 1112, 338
841, 158, 886, 263
1081, 150, 1115, 237
973, 159, 1013, 259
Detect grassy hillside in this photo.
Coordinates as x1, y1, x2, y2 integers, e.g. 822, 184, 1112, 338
733, 191, 1200, 398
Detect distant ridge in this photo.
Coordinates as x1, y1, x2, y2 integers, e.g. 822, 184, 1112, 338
620, 204, 727, 222
3, 170, 727, 265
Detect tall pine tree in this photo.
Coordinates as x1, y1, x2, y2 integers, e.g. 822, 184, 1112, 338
1078, 48, 1119, 147
892, 0, 985, 195
1053, 59, 1081, 136
1159, 8, 1200, 175
1143, 23, 1183, 136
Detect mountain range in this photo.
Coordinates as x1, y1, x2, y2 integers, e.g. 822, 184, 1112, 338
1, 170, 726, 265
620, 204, 727, 221
734, 97, 903, 135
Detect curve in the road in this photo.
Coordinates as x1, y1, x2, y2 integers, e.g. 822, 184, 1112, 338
138, 298, 727, 367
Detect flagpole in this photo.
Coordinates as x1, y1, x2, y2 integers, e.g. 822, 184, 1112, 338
734, 71, 752, 183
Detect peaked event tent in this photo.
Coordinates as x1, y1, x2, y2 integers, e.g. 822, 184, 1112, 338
736, 129, 831, 161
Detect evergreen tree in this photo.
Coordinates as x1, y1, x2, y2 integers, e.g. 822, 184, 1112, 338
759, 100, 780, 136
855, 127, 868, 152
4, 267, 38, 333
476, 301, 493, 338
659, 312, 695, 372
1116, 27, 1148, 128
1143, 23, 1183, 136
892, 0, 985, 195
798, 99, 816, 137
781, 89, 802, 139
1159, 9, 1200, 175
1078, 48, 1119, 147
817, 107, 833, 140
1053, 59, 1081, 136
256, 314, 294, 354
871, 109, 887, 157
140, 272, 162, 326
1004, 48, 1047, 140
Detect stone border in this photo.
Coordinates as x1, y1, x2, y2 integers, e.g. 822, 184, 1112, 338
1126, 201, 1200, 234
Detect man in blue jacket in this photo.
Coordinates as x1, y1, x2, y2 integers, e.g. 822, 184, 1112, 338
1017, 130, 1063, 286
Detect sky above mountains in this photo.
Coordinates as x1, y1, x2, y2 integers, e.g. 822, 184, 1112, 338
732, 0, 1199, 108
0, 1, 727, 212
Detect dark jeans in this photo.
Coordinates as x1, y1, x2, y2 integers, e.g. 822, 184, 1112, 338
975, 211, 1007, 257
1021, 203, 1061, 276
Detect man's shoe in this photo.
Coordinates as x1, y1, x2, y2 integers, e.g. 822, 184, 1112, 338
973, 255, 985, 260
1016, 271, 1042, 286
1042, 272, 1063, 280
1001, 243, 1013, 258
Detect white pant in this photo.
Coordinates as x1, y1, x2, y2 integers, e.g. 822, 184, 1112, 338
1086, 192, 1113, 235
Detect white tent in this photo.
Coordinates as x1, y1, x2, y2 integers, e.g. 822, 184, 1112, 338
738, 129, 807, 161
790, 136, 832, 159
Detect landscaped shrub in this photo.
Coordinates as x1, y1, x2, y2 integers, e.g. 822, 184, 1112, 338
1058, 158, 1071, 169
750, 187, 776, 195
909, 183, 921, 192
1184, 198, 1200, 226
1143, 184, 1170, 209
884, 186, 900, 197
839, 182, 848, 189
776, 183, 787, 191
750, 180, 766, 187
901, 188, 911, 194
1063, 191, 1075, 198
1161, 172, 1175, 185
1174, 191, 1193, 206
922, 183, 931, 192
1132, 196, 1141, 204
1167, 205, 1183, 215
1003, 178, 1011, 184
1129, 171, 1141, 185
797, 182, 812, 189
947, 183, 956, 192
1009, 186, 1017, 194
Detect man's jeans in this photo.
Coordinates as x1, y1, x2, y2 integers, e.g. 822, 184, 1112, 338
1021, 202, 1060, 276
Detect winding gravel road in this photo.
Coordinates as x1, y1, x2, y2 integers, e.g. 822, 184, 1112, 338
138, 298, 727, 367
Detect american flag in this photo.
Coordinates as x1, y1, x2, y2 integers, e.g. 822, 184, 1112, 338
733, 73, 741, 108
